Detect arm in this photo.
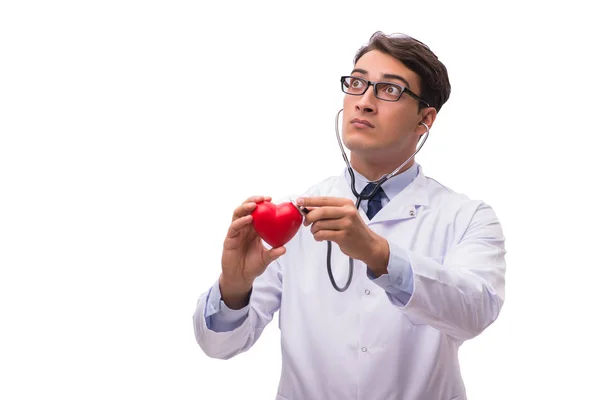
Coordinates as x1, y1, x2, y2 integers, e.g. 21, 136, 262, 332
192, 259, 283, 359
367, 202, 506, 341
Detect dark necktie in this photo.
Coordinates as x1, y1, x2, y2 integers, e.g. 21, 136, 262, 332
361, 183, 386, 219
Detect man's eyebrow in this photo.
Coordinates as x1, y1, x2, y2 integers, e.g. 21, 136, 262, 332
350, 68, 411, 88
351, 68, 368, 76
382, 73, 411, 88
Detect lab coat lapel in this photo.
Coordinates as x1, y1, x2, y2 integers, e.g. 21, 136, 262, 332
372, 168, 429, 223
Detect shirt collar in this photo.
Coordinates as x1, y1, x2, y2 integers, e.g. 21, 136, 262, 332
343, 162, 420, 201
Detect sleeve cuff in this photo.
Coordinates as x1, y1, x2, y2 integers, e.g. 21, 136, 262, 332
367, 242, 414, 304
204, 278, 251, 332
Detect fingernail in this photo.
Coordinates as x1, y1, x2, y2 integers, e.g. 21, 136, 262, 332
296, 198, 304, 205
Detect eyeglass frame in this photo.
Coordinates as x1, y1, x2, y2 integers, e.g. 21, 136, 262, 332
340, 75, 431, 108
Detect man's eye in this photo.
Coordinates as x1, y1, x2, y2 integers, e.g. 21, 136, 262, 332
384, 85, 400, 95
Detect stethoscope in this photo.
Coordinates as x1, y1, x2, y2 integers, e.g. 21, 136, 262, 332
296, 109, 430, 292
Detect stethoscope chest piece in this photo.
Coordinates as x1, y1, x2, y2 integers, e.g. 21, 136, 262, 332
290, 200, 309, 217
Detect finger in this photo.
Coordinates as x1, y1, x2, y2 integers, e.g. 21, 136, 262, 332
232, 202, 257, 220
263, 245, 286, 265
312, 230, 340, 243
231, 196, 271, 220
226, 214, 254, 238
310, 218, 349, 234
303, 206, 349, 226
243, 195, 272, 204
296, 196, 353, 208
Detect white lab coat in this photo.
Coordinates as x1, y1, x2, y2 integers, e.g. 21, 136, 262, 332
193, 165, 506, 400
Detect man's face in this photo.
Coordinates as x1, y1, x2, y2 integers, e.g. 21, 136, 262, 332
342, 50, 428, 160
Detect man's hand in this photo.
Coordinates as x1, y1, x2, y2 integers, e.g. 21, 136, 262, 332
296, 196, 390, 276
220, 195, 287, 309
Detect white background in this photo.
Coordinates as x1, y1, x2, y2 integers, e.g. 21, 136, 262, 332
1, 1, 599, 399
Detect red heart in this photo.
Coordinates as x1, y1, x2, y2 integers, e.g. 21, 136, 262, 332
251, 201, 303, 248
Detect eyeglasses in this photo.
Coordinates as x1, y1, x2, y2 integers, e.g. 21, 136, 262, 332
340, 76, 430, 107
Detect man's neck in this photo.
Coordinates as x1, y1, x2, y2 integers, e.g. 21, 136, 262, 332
349, 154, 415, 181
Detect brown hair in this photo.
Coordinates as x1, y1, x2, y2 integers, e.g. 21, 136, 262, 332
354, 32, 451, 112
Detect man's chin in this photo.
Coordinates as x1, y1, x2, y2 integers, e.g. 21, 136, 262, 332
345, 144, 383, 156
343, 136, 379, 153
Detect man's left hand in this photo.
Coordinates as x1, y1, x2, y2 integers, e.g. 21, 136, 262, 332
296, 196, 390, 275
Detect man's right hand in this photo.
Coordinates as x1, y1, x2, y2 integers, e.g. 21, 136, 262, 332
219, 195, 286, 309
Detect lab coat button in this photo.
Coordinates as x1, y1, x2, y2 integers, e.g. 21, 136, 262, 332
409, 210, 415, 216
364, 289, 370, 295
361, 347, 367, 352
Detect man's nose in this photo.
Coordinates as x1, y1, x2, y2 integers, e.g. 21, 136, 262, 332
355, 85, 377, 113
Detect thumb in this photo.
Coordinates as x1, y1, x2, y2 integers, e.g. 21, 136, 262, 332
264, 246, 286, 265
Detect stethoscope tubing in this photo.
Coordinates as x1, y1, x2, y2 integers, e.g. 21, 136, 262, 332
326, 108, 430, 292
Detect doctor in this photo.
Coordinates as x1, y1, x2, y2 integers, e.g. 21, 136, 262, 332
193, 31, 506, 400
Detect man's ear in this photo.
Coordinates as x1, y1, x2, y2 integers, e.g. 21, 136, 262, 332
416, 108, 437, 137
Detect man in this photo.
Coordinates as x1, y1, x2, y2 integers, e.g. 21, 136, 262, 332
193, 31, 506, 400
